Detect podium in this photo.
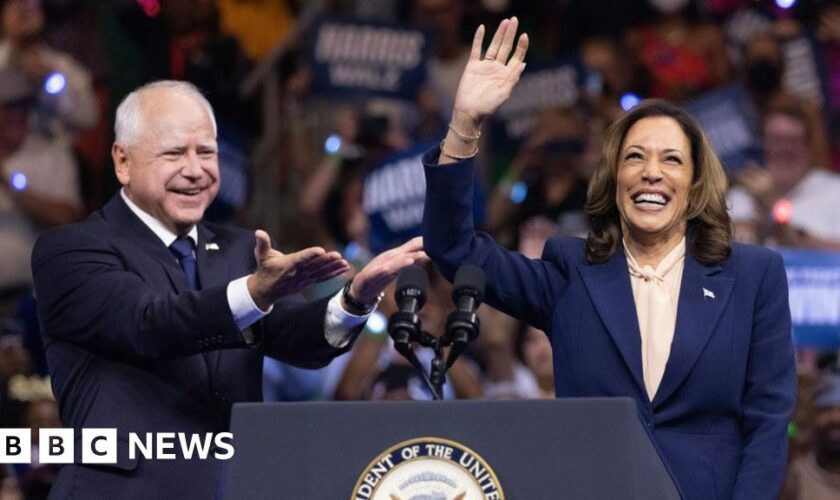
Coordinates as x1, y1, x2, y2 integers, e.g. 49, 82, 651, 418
223, 398, 680, 499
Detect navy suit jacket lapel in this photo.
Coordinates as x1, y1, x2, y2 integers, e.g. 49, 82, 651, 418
578, 243, 735, 406
196, 224, 229, 292
102, 195, 191, 294
653, 252, 733, 408
196, 224, 232, 376
578, 245, 647, 398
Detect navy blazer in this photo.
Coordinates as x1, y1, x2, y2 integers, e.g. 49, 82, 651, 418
31, 195, 352, 499
422, 153, 796, 500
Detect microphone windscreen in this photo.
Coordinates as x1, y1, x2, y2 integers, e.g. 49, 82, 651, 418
395, 265, 429, 305
452, 264, 486, 303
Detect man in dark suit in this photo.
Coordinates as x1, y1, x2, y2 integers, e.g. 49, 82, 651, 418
31, 80, 425, 499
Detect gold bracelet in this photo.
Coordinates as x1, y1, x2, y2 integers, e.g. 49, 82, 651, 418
447, 123, 481, 142
440, 139, 479, 160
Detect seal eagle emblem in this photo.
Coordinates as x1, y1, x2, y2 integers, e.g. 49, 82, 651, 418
352, 437, 504, 500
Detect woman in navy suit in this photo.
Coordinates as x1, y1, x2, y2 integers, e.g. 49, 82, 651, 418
422, 18, 796, 499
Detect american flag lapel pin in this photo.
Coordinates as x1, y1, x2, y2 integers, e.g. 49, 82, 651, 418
703, 287, 715, 299
205, 243, 220, 251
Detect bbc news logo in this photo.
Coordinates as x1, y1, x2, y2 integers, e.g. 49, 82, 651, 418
0, 429, 234, 463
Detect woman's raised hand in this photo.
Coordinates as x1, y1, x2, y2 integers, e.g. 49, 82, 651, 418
452, 17, 529, 130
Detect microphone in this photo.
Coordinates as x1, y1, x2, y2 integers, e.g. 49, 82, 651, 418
443, 265, 485, 369
452, 265, 485, 327
387, 265, 442, 400
387, 265, 428, 354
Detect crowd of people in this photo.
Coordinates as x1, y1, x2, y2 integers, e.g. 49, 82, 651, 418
2, 0, 840, 498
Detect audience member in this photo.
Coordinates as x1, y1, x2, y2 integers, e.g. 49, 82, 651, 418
729, 99, 840, 249
0, 0, 98, 137
0, 68, 83, 301
625, 0, 730, 102
487, 107, 591, 247
0, 0, 94, 301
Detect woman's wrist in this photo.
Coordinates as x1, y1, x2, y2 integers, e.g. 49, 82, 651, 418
439, 111, 482, 164
450, 109, 482, 136
440, 132, 478, 163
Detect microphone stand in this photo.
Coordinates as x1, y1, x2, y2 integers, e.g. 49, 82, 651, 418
434, 308, 480, 394
388, 311, 444, 401
417, 331, 444, 401
393, 340, 442, 401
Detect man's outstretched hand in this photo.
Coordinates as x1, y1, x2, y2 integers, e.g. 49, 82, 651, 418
247, 230, 350, 311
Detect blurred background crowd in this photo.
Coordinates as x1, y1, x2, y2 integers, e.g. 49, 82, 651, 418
2, 0, 840, 498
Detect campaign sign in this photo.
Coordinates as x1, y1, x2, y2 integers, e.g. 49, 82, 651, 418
490, 59, 584, 147
684, 85, 761, 173
308, 18, 429, 100
782, 34, 827, 107
781, 249, 840, 349
363, 142, 484, 254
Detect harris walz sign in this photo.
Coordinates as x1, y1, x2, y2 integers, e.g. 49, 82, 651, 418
308, 18, 430, 100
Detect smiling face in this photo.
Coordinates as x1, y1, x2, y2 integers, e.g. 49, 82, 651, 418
616, 116, 694, 247
112, 88, 219, 235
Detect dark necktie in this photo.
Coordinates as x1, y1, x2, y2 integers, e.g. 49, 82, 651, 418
170, 236, 219, 399
169, 236, 199, 290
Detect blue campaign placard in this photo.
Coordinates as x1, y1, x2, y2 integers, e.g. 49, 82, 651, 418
683, 85, 762, 173
780, 249, 840, 349
489, 59, 585, 150
363, 141, 485, 254
781, 33, 828, 109
307, 18, 430, 100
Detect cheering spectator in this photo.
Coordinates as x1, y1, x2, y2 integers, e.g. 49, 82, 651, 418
0, 0, 98, 142
0, 0, 94, 298
0, 68, 83, 298
729, 98, 840, 249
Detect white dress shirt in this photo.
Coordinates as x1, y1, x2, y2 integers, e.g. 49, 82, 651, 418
120, 189, 368, 348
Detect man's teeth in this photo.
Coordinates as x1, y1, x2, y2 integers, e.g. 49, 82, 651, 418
175, 188, 201, 195
634, 193, 666, 205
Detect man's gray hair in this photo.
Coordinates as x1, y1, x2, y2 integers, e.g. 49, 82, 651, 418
114, 80, 217, 146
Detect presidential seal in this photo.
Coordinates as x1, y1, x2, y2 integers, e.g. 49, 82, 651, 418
352, 437, 504, 500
